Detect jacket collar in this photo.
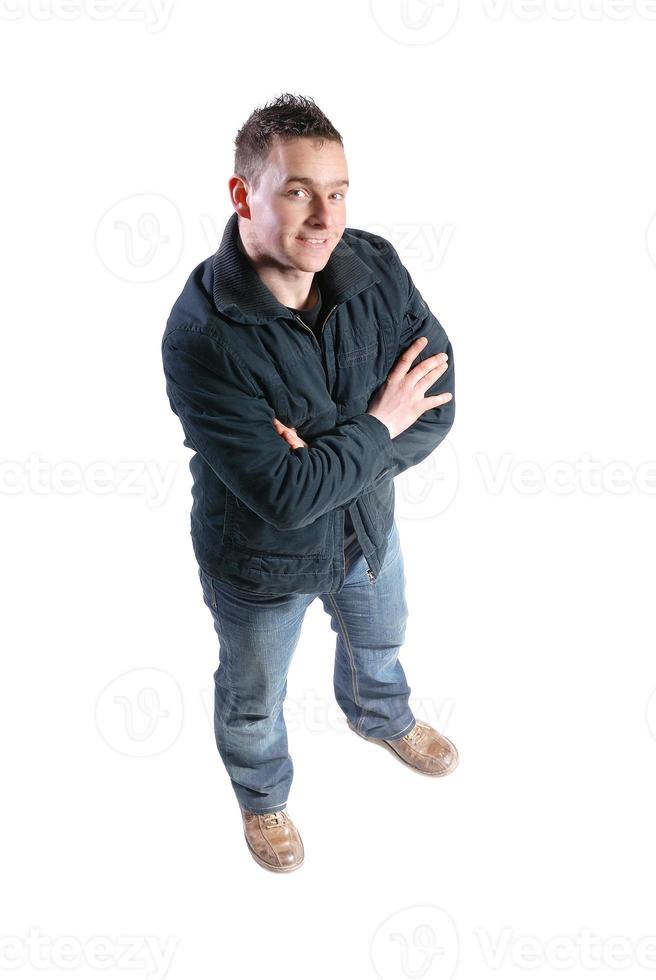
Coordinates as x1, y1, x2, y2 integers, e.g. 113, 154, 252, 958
211, 211, 380, 325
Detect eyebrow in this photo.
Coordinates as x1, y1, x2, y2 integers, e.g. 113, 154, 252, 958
282, 176, 349, 188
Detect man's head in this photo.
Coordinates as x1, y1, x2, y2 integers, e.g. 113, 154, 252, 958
230, 93, 348, 275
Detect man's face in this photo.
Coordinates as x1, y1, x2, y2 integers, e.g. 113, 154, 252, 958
237, 136, 348, 273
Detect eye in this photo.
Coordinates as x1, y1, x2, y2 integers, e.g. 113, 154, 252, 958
286, 189, 346, 200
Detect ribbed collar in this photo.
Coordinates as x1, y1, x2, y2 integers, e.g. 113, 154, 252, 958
211, 211, 380, 325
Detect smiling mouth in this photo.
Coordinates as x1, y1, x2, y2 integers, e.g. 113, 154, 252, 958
297, 236, 329, 248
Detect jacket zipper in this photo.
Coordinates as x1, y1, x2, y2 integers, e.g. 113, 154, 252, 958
293, 304, 376, 585
344, 511, 376, 584
291, 303, 338, 348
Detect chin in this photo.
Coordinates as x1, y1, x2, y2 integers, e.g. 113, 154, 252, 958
299, 258, 330, 275
288, 249, 331, 272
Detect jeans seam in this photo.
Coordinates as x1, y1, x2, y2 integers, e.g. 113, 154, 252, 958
326, 592, 363, 721
208, 595, 236, 775
242, 800, 288, 814
385, 718, 416, 740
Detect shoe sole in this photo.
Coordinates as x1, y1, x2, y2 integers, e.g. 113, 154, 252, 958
243, 832, 305, 873
347, 719, 459, 777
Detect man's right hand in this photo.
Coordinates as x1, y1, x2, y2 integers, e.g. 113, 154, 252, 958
366, 336, 452, 439
272, 416, 308, 450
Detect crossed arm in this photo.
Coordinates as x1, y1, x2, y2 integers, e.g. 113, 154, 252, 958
162, 248, 454, 530
272, 263, 455, 473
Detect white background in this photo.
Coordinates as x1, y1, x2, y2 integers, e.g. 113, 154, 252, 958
2, 1, 656, 978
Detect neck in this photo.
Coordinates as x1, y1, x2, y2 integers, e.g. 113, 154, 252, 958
294, 279, 319, 310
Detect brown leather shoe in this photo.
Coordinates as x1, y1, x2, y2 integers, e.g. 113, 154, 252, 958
347, 718, 459, 777
240, 806, 304, 873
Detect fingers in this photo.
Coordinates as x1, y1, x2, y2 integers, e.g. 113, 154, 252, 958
272, 416, 307, 450
389, 336, 448, 383
283, 431, 308, 449
387, 336, 429, 380
429, 392, 453, 406
416, 392, 453, 417
280, 429, 302, 449
272, 416, 297, 437
413, 355, 449, 390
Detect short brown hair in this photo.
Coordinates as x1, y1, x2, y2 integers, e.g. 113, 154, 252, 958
233, 92, 343, 193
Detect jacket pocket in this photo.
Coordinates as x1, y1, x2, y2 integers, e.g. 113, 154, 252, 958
222, 489, 332, 558
337, 341, 378, 366
334, 316, 396, 408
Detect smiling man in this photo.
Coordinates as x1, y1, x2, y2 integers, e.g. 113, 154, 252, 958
161, 93, 457, 873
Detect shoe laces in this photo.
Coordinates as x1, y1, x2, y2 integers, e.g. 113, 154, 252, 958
404, 723, 426, 747
261, 811, 286, 829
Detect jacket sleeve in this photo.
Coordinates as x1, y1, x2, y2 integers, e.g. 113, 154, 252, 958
162, 327, 394, 531
338, 251, 455, 516
377, 246, 455, 482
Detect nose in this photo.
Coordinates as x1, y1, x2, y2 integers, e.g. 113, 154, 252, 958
307, 196, 333, 229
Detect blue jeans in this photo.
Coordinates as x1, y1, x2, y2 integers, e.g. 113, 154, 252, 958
197, 519, 416, 814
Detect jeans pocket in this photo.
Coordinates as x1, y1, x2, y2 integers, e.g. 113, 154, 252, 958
220, 581, 289, 602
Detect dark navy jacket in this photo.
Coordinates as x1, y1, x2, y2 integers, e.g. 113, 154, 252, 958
161, 211, 455, 595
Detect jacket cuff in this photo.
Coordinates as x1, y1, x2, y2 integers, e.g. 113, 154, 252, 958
353, 412, 394, 474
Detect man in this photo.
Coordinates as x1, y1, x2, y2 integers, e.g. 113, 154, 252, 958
161, 93, 457, 874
